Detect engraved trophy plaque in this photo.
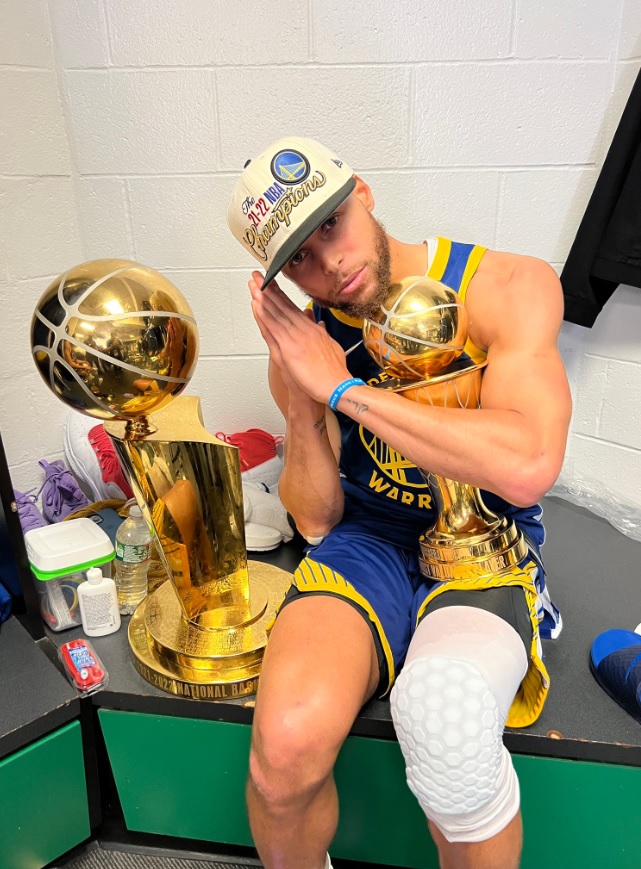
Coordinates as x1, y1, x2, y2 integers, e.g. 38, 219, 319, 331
31, 259, 292, 699
363, 276, 528, 581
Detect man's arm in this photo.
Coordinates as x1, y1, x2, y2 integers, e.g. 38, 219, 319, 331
250, 273, 345, 540
251, 257, 571, 508
336, 256, 572, 506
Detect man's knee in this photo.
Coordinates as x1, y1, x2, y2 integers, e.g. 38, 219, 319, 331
390, 655, 520, 842
249, 696, 341, 808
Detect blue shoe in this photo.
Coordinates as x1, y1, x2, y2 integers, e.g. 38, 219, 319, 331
590, 629, 641, 725
39, 459, 91, 522
13, 488, 48, 533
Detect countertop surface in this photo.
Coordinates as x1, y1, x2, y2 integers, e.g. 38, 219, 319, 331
3, 495, 641, 766
0, 616, 79, 760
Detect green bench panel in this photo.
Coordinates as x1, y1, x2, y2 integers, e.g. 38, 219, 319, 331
99, 710, 641, 868
0, 721, 90, 869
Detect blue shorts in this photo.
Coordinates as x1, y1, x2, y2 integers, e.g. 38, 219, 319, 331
280, 523, 557, 703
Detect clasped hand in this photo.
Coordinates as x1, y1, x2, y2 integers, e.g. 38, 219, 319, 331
249, 272, 350, 404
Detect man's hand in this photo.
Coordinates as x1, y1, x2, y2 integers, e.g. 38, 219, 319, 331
248, 271, 351, 404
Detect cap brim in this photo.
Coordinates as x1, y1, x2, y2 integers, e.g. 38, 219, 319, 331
262, 177, 356, 288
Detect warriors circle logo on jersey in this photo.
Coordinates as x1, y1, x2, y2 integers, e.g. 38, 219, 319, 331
359, 427, 428, 488
357, 426, 432, 508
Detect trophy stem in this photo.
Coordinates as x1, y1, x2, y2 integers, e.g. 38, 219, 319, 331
109, 426, 253, 627
104, 395, 292, 699
123, 416, 157, 439
421, 472, 501, 536
418, 470, 528, 581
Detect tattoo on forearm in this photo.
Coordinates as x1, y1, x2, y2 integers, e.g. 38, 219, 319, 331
345, 398, 369, 415
314, 415, 327, 436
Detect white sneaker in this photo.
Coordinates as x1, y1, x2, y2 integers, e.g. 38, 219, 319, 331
244, 522, 283, 552
242, 455, 283, 493
242, 482, 293, 551
64, 412, 133, 501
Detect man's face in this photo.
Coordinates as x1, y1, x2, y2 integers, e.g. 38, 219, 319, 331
281, 185, 392, 319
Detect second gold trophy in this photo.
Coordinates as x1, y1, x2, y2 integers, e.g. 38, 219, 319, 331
363, 276, 528, 583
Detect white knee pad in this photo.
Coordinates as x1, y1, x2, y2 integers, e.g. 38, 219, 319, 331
390, 607, 528, 843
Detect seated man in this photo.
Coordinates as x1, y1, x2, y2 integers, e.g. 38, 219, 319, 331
227, 137, 571, 869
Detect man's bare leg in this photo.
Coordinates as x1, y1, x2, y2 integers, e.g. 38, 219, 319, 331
429, 811, 522, 869
248, 595, 379, 869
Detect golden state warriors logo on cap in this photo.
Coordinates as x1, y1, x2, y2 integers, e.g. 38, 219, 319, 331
227, 137, 356, 286
271, 150, 310, 185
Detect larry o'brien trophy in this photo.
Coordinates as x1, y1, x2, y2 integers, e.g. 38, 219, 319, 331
363, 276, 527, 581
30, 259, 292, 699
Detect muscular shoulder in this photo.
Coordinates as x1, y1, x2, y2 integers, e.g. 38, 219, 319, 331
465, 250, 563, 351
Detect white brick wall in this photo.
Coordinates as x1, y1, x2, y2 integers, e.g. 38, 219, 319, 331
0, 0, 640, 519
313, 0, 513, 62
414, 63, 612, 166
619, 0, 641, 61
0, 178, 83, 278
0, 70, 71, 174
496, 168, 600, 261
0, 0, 54, 67
514, 0, 619, 59
216, 66, 412, 169
63, 70, 219, 174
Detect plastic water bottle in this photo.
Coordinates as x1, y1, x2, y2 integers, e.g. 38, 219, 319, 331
113, 504, 152, 615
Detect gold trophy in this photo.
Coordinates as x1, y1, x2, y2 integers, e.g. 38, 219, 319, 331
363, 276, 527, 581
30, 259, 292, 699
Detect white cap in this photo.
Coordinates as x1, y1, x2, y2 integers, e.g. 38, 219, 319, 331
87, 567, 103, 584
130, 504, 142, 517
227, 137, 355, 287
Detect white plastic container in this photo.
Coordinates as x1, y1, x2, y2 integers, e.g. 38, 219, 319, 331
78, 567, 121, 637
25, 518, 115, 632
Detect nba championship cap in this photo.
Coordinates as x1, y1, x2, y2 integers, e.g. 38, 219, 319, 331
227, 137, 355, 287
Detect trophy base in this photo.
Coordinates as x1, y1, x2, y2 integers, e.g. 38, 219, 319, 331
128, 560, 292, 700
419, 517, 529, 582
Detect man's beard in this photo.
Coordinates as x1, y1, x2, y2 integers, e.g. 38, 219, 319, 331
334, 216, 392, 320
301, 215, 393, 319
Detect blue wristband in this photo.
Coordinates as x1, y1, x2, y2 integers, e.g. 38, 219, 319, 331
327, 378, 366, 411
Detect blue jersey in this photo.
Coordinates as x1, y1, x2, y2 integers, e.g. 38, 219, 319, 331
313, 236, 545, 551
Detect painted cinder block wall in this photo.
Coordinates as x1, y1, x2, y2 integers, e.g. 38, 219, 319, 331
0, 0, 640, 512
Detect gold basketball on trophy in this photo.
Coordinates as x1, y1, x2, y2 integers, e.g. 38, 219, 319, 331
362, 276, 468, 381
30, 259, 199, 421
